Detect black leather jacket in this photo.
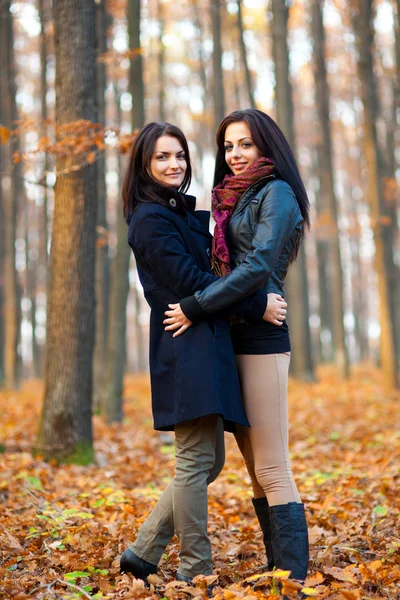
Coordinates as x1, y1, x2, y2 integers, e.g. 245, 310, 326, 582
181, 176, 304, 323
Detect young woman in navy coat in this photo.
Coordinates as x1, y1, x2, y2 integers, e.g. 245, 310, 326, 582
119, 122, 282, 584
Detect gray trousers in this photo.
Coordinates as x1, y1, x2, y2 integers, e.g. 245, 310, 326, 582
130, 414, 225, 578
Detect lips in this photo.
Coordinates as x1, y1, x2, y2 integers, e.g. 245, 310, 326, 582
232, 162, 247, 169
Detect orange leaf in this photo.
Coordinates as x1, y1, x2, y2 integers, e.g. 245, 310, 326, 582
304, 572, 324, 587
13, 151, 20, 164
323, 566, 358, 583
0, 125, 10, 144
87, 151, 96, 164
339, 590, 361, 600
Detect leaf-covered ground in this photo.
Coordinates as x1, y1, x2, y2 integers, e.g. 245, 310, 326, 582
1, 366, 399, 599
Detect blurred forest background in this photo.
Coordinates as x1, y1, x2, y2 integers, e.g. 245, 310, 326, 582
0, 0, 399, 462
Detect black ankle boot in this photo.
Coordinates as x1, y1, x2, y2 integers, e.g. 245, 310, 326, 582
252, 497, 275, 570
120, 548, 158, 580
268, 502, 309, 582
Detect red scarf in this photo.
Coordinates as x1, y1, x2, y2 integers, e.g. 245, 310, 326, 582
211, 157, 275, 276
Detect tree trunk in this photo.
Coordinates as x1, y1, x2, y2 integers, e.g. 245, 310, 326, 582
192, 0, 212, 180
311, 0, 349, 377
102, 190, 132, 423
36, 0, 50, 378
0, 143, 4, 385
102, 0, 145, 423
157, 0, 166, 121
35, 0, 98, 462
352, 0, 398, 388
210, 0, 225, 132
1, 1, 20, 389
93, 0, 110, 412
128, 0, 145, 129
24, 202, 39, 379
237, 0, 255, 108
316, 234, 334, 362
387, 0, 400, 373
270, 0, 314, 380
133, 266, 146, 372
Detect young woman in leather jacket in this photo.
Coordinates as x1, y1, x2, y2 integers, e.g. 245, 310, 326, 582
119, 121, 285, 585
164, 109, 310, 582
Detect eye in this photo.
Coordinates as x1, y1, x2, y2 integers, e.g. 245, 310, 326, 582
177, 154, 185, 160
242, 142, 252, 148
224, 145, 233, 152
155, 154, 167, 160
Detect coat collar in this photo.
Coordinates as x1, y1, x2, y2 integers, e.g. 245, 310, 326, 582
157, 186, 196, 214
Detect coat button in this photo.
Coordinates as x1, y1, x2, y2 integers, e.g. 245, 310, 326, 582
169, 198, 177, 208
206, 248, 211, 257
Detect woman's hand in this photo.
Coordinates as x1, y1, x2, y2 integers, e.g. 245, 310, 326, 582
263, 293, 287, 326
164, 304, 193, 337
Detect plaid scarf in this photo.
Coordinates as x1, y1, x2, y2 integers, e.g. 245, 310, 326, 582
211, 157, 275, 276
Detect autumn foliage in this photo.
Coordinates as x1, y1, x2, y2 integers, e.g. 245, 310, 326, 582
1, 367, 399, 599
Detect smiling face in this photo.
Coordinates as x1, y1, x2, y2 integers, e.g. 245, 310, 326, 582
224, 121, 263, 175
150, 135, 187, 188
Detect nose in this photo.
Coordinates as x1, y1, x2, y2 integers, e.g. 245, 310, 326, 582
169, 156, 179, 170
232, 145, 242, 158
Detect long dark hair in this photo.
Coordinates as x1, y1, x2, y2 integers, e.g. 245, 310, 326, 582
214, 109, 310, 230
122, 122, 192, 222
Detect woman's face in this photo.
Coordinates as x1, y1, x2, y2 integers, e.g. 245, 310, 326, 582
150, 135, 187, 188
224, 121, 262, 175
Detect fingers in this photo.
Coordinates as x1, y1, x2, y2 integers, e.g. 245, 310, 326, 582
272, 319, 282, 326
168, 303, 179, 309
165, 322, 181, 331
163, 317, 177, 324
173, 323, 191, 337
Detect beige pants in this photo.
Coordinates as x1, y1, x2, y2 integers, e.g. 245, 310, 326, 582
234, 353, 301, 506
130, 414, 224, 578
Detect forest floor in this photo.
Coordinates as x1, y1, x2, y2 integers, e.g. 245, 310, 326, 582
0, 366, 399, 600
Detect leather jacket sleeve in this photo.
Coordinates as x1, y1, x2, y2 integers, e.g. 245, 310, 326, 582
129, 208, 266, 319
180, 181, 300, 322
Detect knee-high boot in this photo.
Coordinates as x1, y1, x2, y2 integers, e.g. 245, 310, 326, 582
268, 502, 309, 582
252, 497, 274, 570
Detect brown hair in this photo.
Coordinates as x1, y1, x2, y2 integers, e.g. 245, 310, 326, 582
214, 109, 310, 231
122, 122, 192, 222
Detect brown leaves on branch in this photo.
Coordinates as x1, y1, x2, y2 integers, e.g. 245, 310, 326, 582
1, 367, 400, 599
0, 119, 138, 181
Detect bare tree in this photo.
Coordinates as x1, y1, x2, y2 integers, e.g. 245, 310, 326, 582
352, 0, 398, 388
237, 0, 256, 108
0, 141, 4, 385
35, 0, 98, 462
210, 0, 226, 131
93, 0, 111, 411
311, 0, 349, 377
102, 0, 145, 423
157, 0, 166, 121
0, 1, 21, 389
270, 0, 314, 380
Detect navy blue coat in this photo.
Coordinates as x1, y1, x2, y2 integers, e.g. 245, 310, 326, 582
127, 189, 266, 431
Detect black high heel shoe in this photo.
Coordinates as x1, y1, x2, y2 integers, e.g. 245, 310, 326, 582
120, 548, 158, 580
